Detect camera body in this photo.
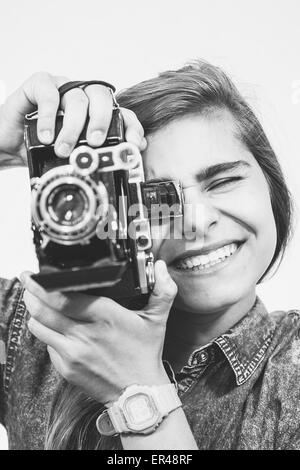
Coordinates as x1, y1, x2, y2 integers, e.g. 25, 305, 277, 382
24, 107, 184, 299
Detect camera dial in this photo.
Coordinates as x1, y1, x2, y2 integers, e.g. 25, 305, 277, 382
70, 146, 99, 176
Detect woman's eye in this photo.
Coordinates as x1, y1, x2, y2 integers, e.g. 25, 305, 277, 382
208, 176, 244, 191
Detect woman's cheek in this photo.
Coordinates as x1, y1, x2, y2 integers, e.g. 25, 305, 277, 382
218, 180, 277, 276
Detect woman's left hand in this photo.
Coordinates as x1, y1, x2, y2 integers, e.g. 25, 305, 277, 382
21, 260, 177, 405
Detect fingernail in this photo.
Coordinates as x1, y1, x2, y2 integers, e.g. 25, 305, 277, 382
89, 130, 105, 146
157, 259, 167, 275
162, 261, 168, 275
141, 137, 147, 150
39, 130, 52, 144
19, 273, 26, 284
57, 143, 71, 157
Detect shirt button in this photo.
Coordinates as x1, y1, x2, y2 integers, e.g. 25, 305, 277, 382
192, 350, 209, 365
198, 351, 209, 363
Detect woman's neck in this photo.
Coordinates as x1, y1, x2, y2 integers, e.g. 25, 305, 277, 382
163, 290, 256, 373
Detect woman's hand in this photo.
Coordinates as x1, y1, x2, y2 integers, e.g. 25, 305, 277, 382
0, 71, 146, 166
21, 260, 177, 405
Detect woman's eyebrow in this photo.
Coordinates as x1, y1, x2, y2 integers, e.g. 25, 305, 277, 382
195, 160, 251, 182
145, 161, 251, 184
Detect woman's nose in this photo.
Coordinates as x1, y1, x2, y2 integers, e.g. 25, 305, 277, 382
177, 187, 220, 240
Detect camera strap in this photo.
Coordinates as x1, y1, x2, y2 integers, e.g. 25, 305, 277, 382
58, 80, 116, 98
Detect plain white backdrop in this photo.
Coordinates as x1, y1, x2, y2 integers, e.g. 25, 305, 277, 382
0, 0, 299, 450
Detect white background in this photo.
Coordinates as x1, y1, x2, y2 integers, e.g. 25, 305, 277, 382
0, 0, 299, 450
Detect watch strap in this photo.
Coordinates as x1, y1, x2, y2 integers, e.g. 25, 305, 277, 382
152, 383, 182, 416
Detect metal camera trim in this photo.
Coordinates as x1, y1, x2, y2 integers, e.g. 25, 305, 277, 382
97, 141, 141, 173
31, 165, 109, 245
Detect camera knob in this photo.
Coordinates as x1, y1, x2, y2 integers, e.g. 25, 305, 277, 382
70, 146, 99, 175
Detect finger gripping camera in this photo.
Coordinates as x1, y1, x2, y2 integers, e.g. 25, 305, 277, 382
24, 104, 184, 299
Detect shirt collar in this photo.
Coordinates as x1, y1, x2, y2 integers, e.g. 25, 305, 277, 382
213, 297, 276, 385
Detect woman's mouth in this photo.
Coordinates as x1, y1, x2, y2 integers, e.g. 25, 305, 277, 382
171, 242, 244, 274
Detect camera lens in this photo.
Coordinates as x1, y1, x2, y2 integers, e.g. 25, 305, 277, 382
32, 166, 110, 244
47, 184, 88, 226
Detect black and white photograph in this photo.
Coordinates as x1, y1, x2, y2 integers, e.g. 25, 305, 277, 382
0, 0, 299, 452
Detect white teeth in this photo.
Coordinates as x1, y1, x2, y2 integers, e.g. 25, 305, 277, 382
208, 252, 218, 262
229, 243, 237, 255
175, 242, 240, 270
201, 254, 209, 265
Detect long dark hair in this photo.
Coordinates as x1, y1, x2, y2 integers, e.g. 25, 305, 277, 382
45, 59, 293, 449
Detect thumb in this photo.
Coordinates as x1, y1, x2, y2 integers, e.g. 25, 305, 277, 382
144, 260, 178, 318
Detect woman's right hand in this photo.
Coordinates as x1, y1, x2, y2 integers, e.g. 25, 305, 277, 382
0, 71, 146, 167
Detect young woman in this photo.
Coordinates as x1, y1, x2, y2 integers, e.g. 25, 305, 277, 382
0, 61, 298, 450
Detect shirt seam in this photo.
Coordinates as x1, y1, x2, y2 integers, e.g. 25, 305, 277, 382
3, 286, 26, 398
215, 329, 275, 385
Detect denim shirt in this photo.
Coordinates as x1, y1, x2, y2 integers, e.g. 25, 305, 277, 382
0, 276, 300, 450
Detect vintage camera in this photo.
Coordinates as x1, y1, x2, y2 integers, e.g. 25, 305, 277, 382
24, 106, 184, 299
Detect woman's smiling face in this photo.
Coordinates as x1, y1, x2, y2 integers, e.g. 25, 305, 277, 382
142, 110, 277, 314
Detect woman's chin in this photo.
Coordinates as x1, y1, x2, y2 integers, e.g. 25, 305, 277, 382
173, 294, 225, 314
172, 287, 244, 314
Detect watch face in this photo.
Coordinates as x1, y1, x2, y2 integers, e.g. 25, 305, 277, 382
123, 393, 159, 431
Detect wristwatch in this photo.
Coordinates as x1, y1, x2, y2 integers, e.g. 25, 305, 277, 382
96, 383, 182, 436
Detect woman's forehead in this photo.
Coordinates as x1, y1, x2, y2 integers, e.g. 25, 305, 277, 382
143, 113, 254, 180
